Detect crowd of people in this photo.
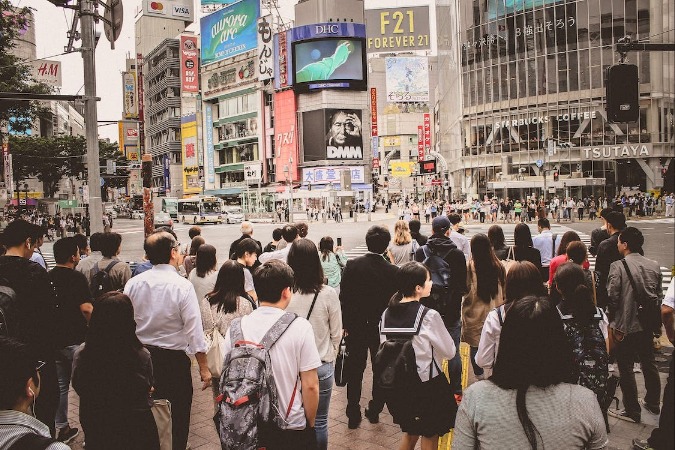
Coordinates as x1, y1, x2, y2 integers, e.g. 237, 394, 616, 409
0, 204, 672, 450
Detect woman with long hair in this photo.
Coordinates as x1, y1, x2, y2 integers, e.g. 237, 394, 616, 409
188, 244, 218, 302
72, 292, 159, 450
318, 236, 348, 295
462, 234, 506, 381
548, 231, 590, 286
201, 260, 254, 396
183, 235, 205, 276
379, 262, 457, 450
387, 220, 418, 266
475, 261, 545, 378
512, 223, 542, 270
286, 239, 342, 450
454, 296, 607, 449
487, 225, 509, 260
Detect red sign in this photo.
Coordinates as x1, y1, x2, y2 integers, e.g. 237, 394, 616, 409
126, 128, 138, 138
423, 113, 431, 153
278, 31, 289, 88
180, 35, 199, 93
274, 90, 298, 182
370, 88, 378, 137
417, 126, 424, 161
372, 157, 380, 169
136, 53, 145, 153
431, 179, 443, 186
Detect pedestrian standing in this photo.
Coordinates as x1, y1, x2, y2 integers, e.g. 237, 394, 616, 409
188, 244, 218, 303
387, 220, 417, 267
318, 236, 348, 295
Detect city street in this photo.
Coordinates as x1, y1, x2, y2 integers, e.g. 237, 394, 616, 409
37, 211, 673, 450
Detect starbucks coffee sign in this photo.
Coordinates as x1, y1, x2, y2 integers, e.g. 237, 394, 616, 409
583, 144, 651, 159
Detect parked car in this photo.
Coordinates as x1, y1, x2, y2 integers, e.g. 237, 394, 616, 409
154, 211, 174, 229
222, 206, 244, 224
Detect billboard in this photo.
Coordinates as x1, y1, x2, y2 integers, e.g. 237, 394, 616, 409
390, 161, 415, 178
142, 0, 194, 23
274, 90, 298, 183
487, 0, 565, 20
30, 60, 61, 87
365, 6, 430, 53
181, 114, 200, 194
257, 15, 274, 81
303, 109, 364, 161
385, 57, 429, 102
200, 0, 260, 66
302, 166, 365, 186
293, 38, 367, 92
180, 35, 199, 93
122, 71, 138, 119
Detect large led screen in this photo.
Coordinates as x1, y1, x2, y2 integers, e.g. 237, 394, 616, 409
487, 0, 566, 20
293, 38, 366, 91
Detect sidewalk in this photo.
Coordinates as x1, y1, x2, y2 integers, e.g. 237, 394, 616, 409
63, 343, 671, 450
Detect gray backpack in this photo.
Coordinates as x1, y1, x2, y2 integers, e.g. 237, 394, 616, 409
214, 312, 298, 450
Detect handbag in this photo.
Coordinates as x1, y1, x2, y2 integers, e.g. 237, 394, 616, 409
151, 399, 172, 450
334, 336, 348, 387
501, 246, 517, 273
206, 307, 226, 377
621, 260, 662, 333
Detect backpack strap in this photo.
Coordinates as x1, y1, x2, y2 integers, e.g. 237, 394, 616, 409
229, 317, 249, 347
551, 234, 558, 258
496, 304, 505, 326
104, 260, 120, 273
260, 312, 298, 350
621, 259, 649, 310
306, 291, 320, 320
8, 433, 58, 450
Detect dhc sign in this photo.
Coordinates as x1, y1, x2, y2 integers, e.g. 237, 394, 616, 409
315, 24, 340, 34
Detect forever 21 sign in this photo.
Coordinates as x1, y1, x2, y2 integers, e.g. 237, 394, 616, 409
365, 6, 431, 53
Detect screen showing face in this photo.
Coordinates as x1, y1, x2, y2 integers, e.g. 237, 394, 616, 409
294, 39, 364, 83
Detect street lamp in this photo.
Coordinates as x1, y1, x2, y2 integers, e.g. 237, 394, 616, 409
284, 157, 294, 223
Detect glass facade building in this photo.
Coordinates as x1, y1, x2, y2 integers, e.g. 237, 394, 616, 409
437, 0, 674, 199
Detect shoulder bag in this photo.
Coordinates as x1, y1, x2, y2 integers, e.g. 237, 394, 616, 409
151, 399, 172, 450
621, 259, 662, 334
501, 246, 517, 274
206, 306, 226, 377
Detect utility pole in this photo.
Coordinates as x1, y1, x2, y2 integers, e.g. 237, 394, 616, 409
80, 0, 104, 234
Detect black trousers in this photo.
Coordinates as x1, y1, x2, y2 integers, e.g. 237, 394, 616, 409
147, 346, 192, 450
648, 356, 673, 450
80, 408, 159, 450
615, 331, 661, 416
345, 326, 383, 419
259, 425, 316, 450
35, 358, 59, 437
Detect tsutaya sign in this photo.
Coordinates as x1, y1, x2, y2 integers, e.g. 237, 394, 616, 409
583, 144, 651, 160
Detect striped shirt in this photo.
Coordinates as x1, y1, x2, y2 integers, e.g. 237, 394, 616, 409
0, 410, 70, 449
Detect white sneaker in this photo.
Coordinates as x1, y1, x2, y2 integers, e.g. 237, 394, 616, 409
633, 362, 642, 373
608, 363, 615, 373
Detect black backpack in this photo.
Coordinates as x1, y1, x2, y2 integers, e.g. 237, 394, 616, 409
0, 281, 19, 338
89, 260, 120, 298
374, 303, 429, 419
420, 246, 452, 317
8, 433, 58, 450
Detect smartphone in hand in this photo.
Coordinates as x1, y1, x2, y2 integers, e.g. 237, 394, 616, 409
337, 237, 342, 247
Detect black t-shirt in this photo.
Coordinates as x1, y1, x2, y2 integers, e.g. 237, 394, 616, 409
49, 266, 92, 348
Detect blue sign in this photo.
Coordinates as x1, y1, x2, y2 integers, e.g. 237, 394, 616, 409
200, 0, 260, 66
205, 104, 215, 183
290, 23, 366, 41
536, 159, 544, 168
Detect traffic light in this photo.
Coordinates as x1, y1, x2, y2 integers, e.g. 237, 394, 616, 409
553, 171, 559, 182
606, 64, 639, 123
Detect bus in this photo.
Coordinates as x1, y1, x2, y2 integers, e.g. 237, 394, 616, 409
177, 196, 225, 224
161, 197, 178, 219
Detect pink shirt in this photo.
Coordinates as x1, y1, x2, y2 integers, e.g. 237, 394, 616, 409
549, 255, 590, 285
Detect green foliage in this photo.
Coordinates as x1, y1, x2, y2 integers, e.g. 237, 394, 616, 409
0, 1, 52, 139
8, 135, 129, 197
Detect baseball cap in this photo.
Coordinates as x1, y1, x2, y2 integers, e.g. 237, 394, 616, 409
432, 216, 451, 233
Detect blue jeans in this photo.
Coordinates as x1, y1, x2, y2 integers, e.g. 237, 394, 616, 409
56, 344, 79, 429
315, 362, 333, 450
470, 346, 484, 377
446, 319, 462, 395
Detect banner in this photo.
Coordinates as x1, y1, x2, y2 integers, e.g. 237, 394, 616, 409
385, 57, 429, 102
257, 15, 274, 81
180, 35, 199, 93
205, 104, 215, 183
370, 87, 378, 136
274, 90, 298, 182
181, 114, 200, 194
122, 71, 138, 119
200, 0, 260, 65
417, 126, 424, 161
424, 113, 431, 153
365, 6, 430, 53
390, 161, 415, 178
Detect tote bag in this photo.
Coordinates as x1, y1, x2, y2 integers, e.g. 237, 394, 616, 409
151, 399, 172, 450
206, 308, 226, 377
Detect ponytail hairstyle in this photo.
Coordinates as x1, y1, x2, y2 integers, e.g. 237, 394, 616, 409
318, 236, 334, 262
388, 262, 428, 308
554, 262, 596, 325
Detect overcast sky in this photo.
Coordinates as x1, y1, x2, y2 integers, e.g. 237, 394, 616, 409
12, 0, 296, 142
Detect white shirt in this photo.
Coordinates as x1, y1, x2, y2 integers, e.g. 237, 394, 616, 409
188, 269, 218, 303
532, 230, 561, 266
30, 250, 46, 269
258, 245, 291, 264
664, 281, 675, 310
220, 306, 321, 429
475, 307, 503, 379
124, 264, 207, 354
450, 230, 471, 261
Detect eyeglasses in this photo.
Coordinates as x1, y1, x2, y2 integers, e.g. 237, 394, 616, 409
35, 361, 46, 372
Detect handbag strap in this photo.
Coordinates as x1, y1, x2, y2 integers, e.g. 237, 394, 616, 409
507, 245, 514, 260
621, 259, 648, 309
306, 291, 320, 320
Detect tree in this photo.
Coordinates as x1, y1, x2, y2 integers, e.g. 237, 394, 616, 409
0, 2, 52, 140
8, 135, 129, 198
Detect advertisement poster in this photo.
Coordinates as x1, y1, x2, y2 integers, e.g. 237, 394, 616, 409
325, 109, 363, 160
122, 71, 138, 119
385, 57, 429, 102
294, 39, 364, 83
390, 160, 415, 178
365, 6, 430, 53
205, 104, 215, 183
200, 0, 260, 66
274, 90, 298, 182
180, 35, 199, 93
257, 15, 274, 81
181, 114, 200, 194
142, 0, 194, 23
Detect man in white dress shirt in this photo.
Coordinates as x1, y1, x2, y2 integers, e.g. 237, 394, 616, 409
448, 214, 471, 260
532, 218, 559, 283
124, 231, 210, 450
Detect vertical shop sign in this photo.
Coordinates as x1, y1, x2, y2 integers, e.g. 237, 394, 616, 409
205, 104, 215, 183
370, 87, 378, 136
423, 113, 431, 155
180, 35, 199, 93
417, 126, 424, 161
257, 15, 274, 81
